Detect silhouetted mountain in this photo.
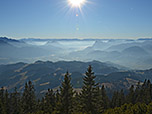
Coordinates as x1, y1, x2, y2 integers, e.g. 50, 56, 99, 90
138, 38, 152, 41
0, 60, 120, 93
0, 37, 62, 64
0, 37, 19, 43
1, 60, 152, 93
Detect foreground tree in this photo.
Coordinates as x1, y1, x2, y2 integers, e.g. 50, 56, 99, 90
100, 85, 110, 110
21, 81, 37, 114
81, 65, 101, 114
0, 98, 6, 114
126, 85, 135, 104
9, 87, 21, 114
111, 89, 125, 108
60, 71, 74, 114
41, 89, 56, 113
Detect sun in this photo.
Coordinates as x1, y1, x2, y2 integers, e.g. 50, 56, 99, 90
68, 0, 86, 8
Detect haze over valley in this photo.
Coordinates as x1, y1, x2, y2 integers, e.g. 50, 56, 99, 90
1, 37, 152, 70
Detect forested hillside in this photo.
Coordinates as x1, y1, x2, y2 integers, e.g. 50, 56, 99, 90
0, 60, 120, 92
1, 66, 152, 114
1, 60, 152, 94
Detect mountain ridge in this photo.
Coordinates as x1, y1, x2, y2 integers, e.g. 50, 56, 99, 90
0, 60, 152, 94
0, 60, 122, 92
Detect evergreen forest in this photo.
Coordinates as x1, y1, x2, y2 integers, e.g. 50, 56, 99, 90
1, 65, 152, 114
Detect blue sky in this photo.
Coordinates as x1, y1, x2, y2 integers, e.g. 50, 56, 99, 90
0, 0, 152, 39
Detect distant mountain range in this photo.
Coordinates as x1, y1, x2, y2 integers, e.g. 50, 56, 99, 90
0, 60, 152, 94
1, 37, 152, 69
67, 39, 152, 69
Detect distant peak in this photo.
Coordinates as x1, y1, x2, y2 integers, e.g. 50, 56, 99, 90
0, 37, 19, 42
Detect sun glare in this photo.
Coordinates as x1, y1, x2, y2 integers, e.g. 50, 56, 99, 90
68, 0, 86, 8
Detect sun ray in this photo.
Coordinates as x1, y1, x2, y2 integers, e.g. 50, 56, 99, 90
68, 0, 86, 8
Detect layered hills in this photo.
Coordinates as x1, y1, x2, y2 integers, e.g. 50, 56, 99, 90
0, 60, 152, 93
1, 37, 152, 69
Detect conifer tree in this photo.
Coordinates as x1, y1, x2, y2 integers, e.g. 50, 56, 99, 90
101, 85, 110, 109
42, 89, 55, 113
0, 87, 7, 114
0, 97, 6, 114
4, 90, 10, 114
127, 85, 135, 104
111, 90, 125, 108
118, 89, 125, 106
111, 91, 119, 108
135, 81, 141, 103
142, 80, 152, 104
94, 86, 104, 113
81, 65, 99, 114
9, 87, 22, 114
145, 80, 152, 104
53, 89, 62, 114
21, 81, 37, 114
73, 92, 83, 113
60, 71, 74, 114
0, 87, 5, 104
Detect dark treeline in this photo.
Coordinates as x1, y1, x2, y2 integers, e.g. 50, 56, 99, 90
1, 65, 152, 114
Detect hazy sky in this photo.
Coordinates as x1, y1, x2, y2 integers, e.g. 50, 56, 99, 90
0, 0, 152, 39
